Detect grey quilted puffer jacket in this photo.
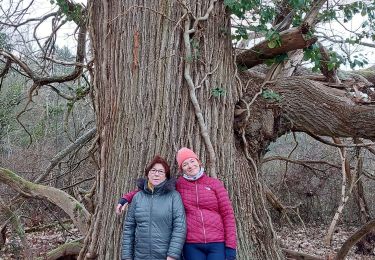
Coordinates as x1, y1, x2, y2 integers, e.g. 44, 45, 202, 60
121, 178, 186, 260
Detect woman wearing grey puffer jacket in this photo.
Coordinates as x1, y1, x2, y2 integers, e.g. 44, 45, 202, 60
122, 156, 186, 260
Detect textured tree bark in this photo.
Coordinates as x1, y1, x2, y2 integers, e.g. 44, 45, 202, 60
82, 0, 283, 259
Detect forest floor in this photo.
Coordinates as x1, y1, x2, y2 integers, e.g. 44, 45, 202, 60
276, 224, 375, 259
0, 223, 374, 259
0, 222, 81, 259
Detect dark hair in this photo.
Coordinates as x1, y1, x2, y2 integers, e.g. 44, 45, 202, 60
145, 155, 171, 179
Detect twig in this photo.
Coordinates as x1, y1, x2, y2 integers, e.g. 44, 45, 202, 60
44, 56, 87, 67
239, 80, 275, 122
61, 177, 95, 190
196, 62, 220, 89
241, 130, 258, 177
308, 133, 375, 148
262, 156, 341, 169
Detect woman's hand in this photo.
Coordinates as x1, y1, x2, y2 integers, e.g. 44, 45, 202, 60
116, 203, 128, 215
166, 256, 176, 260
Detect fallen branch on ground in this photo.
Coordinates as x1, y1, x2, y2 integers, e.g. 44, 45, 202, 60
0, 168, 90, 235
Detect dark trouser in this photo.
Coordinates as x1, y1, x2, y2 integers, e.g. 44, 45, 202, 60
183, 242, 225, 260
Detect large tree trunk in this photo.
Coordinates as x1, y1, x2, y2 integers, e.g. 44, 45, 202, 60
80, 0, 282, 259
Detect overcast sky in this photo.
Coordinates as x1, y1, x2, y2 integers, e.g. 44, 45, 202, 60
2, 0, 373, 70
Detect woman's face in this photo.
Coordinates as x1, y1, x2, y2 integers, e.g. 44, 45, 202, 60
181, 158, 200, 176
148, 163, 167, 186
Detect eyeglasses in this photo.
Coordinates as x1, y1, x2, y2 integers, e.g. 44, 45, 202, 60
149, 168, 166, 175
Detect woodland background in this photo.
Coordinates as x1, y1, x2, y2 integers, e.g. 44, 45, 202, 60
1, 0, 375, 259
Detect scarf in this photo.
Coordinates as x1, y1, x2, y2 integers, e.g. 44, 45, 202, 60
147, 180, 154, 192
183, 167, 204, 181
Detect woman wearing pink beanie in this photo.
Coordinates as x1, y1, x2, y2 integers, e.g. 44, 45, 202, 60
117, 148, 237, 260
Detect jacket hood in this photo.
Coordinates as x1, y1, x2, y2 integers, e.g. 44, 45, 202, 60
136, 178, 176, 195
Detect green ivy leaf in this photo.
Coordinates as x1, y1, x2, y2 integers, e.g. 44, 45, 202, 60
211, 87, 226, 97
261, 89, 282, 102
267, 40, 278, 48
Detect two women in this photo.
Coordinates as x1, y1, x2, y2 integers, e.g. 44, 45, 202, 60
119, 148, 237, 260
121, 156, 186, 260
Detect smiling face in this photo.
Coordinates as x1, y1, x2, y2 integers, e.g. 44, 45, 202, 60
181, 158, 200, 176
147, 163, 167, 186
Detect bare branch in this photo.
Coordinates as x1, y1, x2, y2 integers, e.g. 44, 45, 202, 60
264, 185, 305, 228
318, 32, 375, 49
0, 23, 87, 86
36, 127, 97, 183
0, 12, 59, 28
324, 138, 357, 246
303, 0, 327, 26
262, 156, 341, 169
335, 219, 375, 260
307, 133, 375, 148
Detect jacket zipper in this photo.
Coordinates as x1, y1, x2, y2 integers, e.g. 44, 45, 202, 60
195, 182, 207, 243
149, 193, 154, 257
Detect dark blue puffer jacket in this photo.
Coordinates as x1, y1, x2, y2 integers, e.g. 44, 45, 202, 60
122, 178, 186, 260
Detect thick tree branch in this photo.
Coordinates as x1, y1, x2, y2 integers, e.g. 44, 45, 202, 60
303, 0, 327, 26
0, 168, 90, 235
236, 26, 317, 69
0, 58, 12, 78
355, 66, 375, 85
273, 77, 375, 139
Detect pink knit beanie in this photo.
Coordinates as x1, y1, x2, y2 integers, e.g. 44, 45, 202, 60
176, 147, 199, 169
